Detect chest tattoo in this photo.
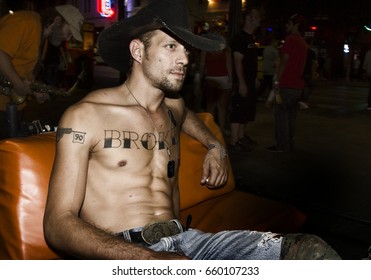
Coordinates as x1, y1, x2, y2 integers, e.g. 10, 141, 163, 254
103, 126, 178, 151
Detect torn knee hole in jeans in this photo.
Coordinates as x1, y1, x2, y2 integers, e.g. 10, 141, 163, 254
258, 232, 283, 249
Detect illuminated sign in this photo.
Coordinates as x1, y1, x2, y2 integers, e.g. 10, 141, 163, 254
98, 0, 115, 17
344, 43, 350, 53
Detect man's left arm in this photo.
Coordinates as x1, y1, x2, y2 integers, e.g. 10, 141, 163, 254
181, 108, 228, 188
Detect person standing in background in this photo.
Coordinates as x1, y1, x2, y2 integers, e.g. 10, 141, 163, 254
259, 37, 280, 108
199, 30, 233, 135
299, 38, 318, 110
0, 4, 84, 139
266, 14, 308, 152
229, 7, 261, 154
362, 47, 371, 110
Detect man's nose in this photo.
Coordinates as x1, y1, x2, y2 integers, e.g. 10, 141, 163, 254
177, 48, 189, 66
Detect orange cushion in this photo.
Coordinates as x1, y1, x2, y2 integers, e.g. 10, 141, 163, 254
0, 133, 59, 260
179, 113, 235, 210
0, 113, 305, 260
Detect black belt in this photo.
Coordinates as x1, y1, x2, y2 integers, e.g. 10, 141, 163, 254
120, 220, 185, 246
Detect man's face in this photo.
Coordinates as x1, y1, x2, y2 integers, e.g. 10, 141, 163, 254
141, 30, 189, 93
49, 20, 73, 46
248, 9, 261, 30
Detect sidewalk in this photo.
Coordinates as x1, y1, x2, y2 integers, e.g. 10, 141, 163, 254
229, 79, 371, 259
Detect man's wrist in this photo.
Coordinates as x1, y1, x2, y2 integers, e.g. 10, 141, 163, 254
207, 144, 227, 158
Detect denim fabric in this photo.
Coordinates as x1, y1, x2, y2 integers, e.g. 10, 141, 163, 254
149, 229, 282, 260
273, 88, 303, 151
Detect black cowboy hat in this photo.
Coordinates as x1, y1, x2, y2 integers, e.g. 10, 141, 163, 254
98, 0, 225, 72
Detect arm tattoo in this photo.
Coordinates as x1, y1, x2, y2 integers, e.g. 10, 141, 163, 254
56, 127, 86, 144
56, 128, 72, 142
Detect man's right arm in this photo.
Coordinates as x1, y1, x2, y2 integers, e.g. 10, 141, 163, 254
233, 51, 247, 96
43, 104, 188, 260
0, 50, 31, 97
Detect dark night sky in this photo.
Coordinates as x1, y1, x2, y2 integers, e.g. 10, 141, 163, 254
4, 1, 371, 22
257, 0, 371, 24
4, 0, 371, 28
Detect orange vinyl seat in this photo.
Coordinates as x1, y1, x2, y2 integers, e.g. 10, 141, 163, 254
0, 113, 306, 259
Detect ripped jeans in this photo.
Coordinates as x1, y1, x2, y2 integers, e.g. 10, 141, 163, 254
149, 229, 282, 260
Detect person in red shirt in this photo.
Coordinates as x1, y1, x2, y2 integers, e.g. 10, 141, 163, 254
266, 14, 308, 152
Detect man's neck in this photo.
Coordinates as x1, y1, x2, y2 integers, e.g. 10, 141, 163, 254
124, 79, 165, 113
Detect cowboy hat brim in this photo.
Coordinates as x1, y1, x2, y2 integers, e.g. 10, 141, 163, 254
98, 0, 225, 73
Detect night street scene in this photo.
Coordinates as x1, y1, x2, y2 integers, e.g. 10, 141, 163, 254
0, 0, 370, 261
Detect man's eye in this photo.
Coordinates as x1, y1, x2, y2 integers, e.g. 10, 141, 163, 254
166, 44, 176, 50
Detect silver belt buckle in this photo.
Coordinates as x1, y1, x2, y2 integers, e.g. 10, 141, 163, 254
141, 220, 181, 245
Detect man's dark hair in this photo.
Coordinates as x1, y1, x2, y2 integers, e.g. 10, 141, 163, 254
126, 30, 157, 76
243, 6, 258, 20
289, 14, 307, 34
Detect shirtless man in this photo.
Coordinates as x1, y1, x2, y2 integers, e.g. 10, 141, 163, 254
43, 0, 228, 260
44, 0, 341, 260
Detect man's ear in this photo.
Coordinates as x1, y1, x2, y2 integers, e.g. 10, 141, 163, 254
129, 39, 143, 64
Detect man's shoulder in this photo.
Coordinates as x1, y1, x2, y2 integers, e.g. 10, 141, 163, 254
64, 89, 119, 115
283, 34, 306, 50
232, 31, 248, 43
0, 12, 41, 37
82, 86, 127, 104
232, 31, 253, 53
0, 10, 40, 23
60, 92, 123, 136
285, 34, 303, 42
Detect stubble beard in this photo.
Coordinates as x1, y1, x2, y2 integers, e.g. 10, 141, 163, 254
142, 48, 187, 93
159, 75, 184, 93
144, 66, 186, 93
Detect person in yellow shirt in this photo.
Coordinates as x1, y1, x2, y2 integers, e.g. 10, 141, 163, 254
0, 5, 84, 139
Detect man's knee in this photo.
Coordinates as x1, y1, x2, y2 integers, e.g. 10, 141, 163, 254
280, 233, 341, 260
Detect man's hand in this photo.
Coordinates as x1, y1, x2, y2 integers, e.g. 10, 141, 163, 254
13, 80, 32, 97
32, 91, 50, 104
200, 144, 228, 188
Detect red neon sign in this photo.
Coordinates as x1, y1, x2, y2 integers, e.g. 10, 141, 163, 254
98, 0, 115, 17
